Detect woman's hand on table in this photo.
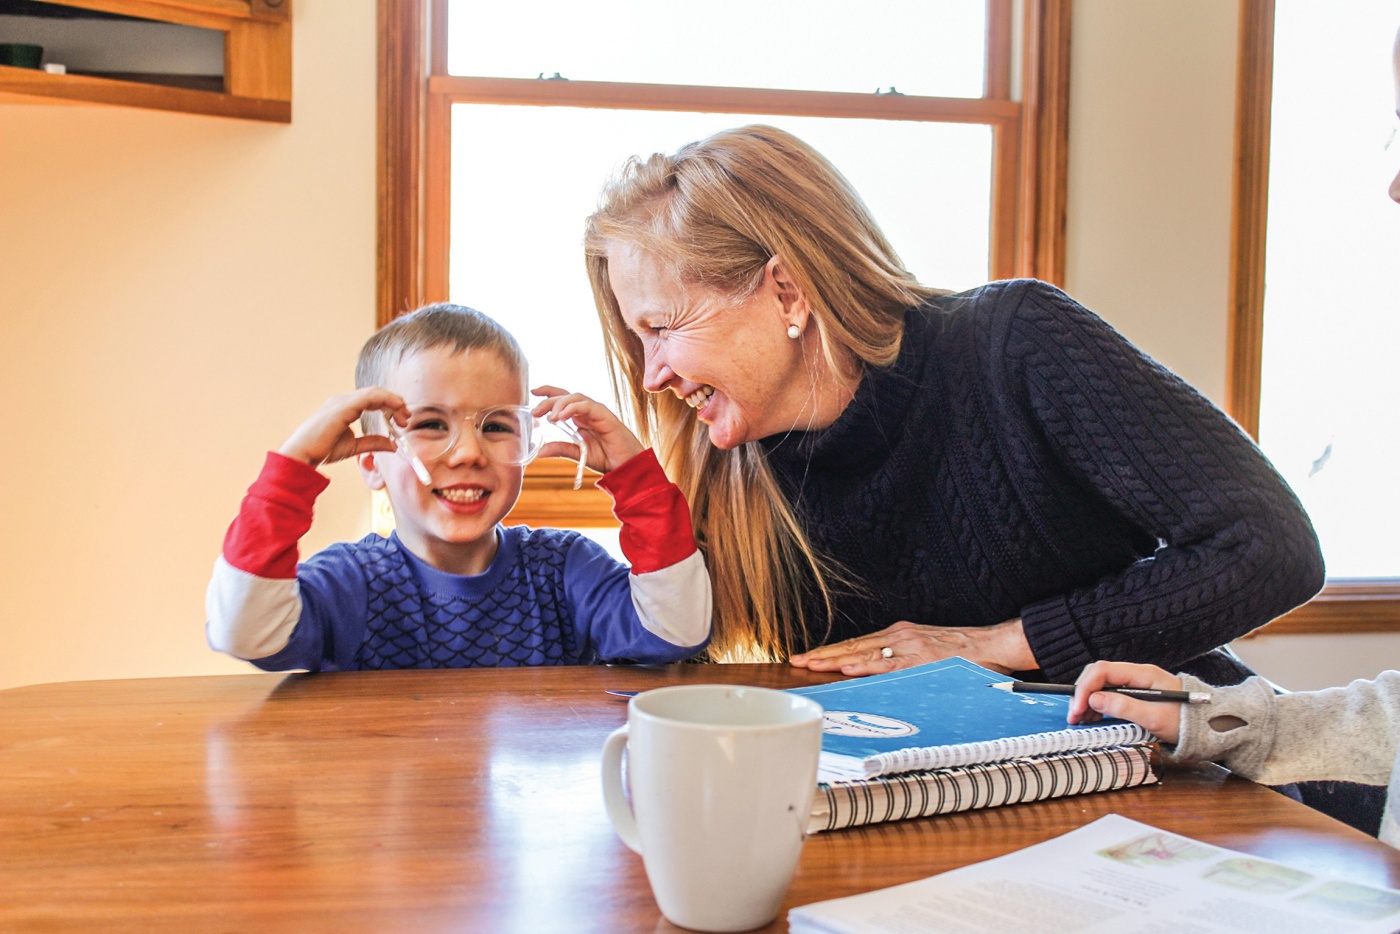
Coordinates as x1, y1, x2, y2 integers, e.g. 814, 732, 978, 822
789, 618, 1037, 677
1068, 660, 1184, 743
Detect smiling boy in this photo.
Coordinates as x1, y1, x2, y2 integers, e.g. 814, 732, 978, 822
206, 303, 711, 670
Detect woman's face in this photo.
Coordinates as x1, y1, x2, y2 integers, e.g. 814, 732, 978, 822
606, 242, 812, 450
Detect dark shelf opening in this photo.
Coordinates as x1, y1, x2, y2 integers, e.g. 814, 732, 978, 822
0, 1, 144, 21
70, 69, 223, 92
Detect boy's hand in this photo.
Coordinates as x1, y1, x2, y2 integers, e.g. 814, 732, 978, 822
279, 388, 410, 469
1068, 660, 1184, 744
531, 386, 645, 474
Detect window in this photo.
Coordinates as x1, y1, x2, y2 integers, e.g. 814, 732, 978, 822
379, 0, 1070, 527
1230, 0, 1400, 631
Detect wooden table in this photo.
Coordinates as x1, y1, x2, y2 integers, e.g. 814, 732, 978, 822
4, 664, 1398, 932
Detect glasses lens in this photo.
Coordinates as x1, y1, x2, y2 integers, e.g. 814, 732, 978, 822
395, 405, 458, 461
476, 406, 536, 464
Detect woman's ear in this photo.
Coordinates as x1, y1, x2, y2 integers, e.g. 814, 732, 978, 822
766, 255, 811, 332
358, 452, 388, 491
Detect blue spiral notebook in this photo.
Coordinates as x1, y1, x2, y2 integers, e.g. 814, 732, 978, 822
787, 657, 1154, 781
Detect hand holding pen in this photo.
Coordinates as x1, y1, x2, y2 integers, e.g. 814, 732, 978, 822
1065, 660, 1194, 743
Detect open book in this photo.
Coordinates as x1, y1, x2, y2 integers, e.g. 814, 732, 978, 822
788, 658, 1154, 782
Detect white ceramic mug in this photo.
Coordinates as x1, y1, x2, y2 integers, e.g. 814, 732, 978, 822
600, 684, 823, 932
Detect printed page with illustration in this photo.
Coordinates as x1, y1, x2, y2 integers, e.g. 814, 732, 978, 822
789, 814, 1400, 934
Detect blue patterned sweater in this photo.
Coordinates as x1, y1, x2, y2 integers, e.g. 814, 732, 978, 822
251, 526, 661, 670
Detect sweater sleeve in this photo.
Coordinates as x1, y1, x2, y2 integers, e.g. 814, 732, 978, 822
205, 452, 328, 661
1170, 672, 1400, 789
575, 448, 712, 657
1001, 281, 1324, 679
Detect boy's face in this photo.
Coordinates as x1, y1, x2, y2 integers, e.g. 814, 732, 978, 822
360, 345, 528, 576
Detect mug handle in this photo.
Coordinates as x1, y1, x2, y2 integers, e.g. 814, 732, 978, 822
600, 724, 642, 854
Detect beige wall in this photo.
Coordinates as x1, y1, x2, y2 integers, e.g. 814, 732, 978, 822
0, 2, 378, 689
1064, 0, 1240, 406
1231, 633, 1398, 692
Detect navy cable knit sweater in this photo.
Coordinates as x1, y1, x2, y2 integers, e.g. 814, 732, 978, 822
761, 279, 1324, 684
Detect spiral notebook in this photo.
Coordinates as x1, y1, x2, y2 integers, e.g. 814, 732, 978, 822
787, 657, 1155, 782
807, 743, 1159, 834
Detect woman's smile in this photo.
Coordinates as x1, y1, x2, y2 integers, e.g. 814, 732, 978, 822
684, 385, 714, 410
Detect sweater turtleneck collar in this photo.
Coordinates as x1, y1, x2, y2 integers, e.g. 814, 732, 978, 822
759, 305, 929, 475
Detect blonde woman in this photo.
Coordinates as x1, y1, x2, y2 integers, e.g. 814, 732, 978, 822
584, 124, 1323, 687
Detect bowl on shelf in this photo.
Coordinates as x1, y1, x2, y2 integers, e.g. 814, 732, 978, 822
0, 44, 44, 69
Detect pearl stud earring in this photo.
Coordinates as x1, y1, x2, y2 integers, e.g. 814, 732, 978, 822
787, 324, 802, 339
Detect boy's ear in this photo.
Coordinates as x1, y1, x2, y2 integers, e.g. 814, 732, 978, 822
358, 452, 387, 490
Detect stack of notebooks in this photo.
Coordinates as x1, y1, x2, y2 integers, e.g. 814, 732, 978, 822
787, 658, 1160, 834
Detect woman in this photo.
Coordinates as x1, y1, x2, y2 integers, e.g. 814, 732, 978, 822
583, 124, 1324, 685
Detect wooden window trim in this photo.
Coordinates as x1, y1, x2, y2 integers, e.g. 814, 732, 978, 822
378, 0, 1071, 528
1240, 581, 1400, 636
377, 0, 427, 321
1228, 0, 1400, 634
1017, 0, 1071, 288
1227, 0, 1272, 442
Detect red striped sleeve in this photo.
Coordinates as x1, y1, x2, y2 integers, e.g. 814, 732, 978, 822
221, 452, 329, 578
595, 448, 698, 575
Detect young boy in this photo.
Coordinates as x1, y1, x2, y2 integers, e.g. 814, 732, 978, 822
206, 303, 711, 670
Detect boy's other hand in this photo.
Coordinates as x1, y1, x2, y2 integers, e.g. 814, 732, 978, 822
1068, 660, 1184, 744
279, 388, 410, 469
531, 386, 645, 473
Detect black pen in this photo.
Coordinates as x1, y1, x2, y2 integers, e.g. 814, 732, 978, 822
988, 681, 1212, 704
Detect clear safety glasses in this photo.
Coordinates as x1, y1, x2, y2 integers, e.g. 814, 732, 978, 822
386, 404, 588, 489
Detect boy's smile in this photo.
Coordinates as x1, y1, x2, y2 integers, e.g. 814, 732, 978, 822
435, 484, 488, 506
360, 345, 528, 576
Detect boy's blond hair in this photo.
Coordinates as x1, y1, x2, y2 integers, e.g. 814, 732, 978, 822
355, 303, 528, 432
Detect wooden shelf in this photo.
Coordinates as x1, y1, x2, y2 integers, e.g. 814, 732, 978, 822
0, 61, 288, 119
0, 0, 291, 122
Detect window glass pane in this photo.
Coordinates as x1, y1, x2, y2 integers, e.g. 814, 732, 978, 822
446, 0, 987, 99
448, 105, 992, 413
1258, 1, 1400, 578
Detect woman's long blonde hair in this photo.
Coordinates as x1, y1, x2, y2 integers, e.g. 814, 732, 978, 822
584, 125, 945, 661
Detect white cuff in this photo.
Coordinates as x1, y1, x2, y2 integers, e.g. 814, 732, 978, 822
205, 556, 302, 660
628, 550, 712, 647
